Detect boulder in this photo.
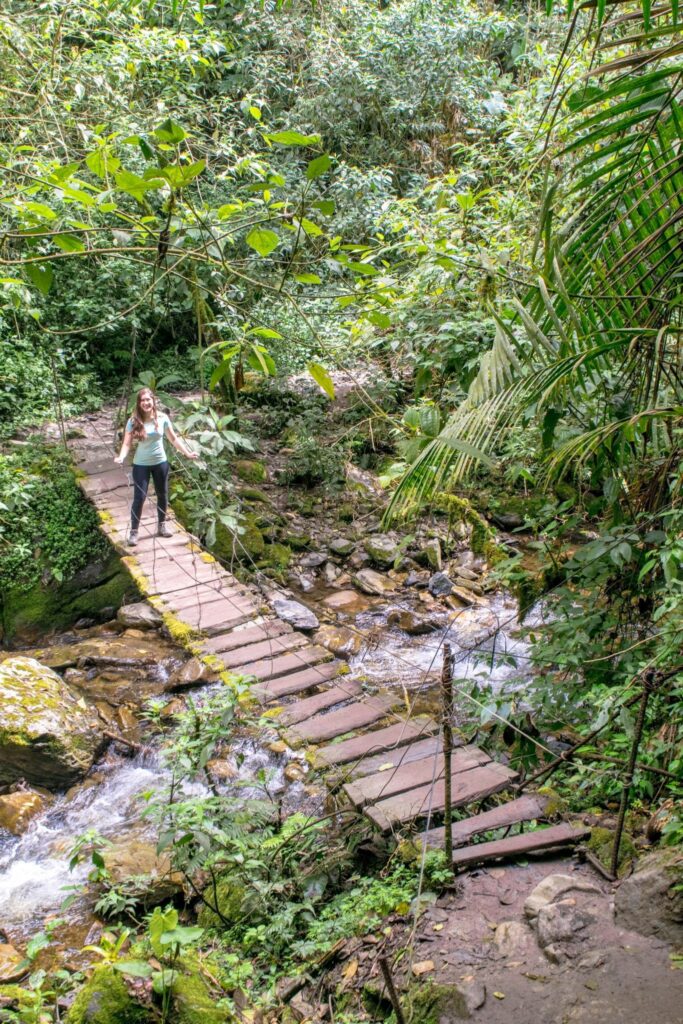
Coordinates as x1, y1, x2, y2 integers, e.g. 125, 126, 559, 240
103, 835, 184, 909
353, 569, 396, 597
0, 657, 102, 790
405, 570, 429, 588
65, 964, 148, 1023
234, 459, 267, 484
417, 538, 442, 571
116, 602, 162, 630
614, 847, 683, 945
363, 535, 399, 567
323, 561, 342, 585
535, 899, 593, 951
428, 572, 453, 597
272, 598, 319, 631
0, 788, 49, 835
314, 624, 362, 659
329, 537, 356, 557
493, 920, 529, 957
452, 565, 479, 582
409, 979, 486, 1021
524, 873, 600, 920
283, 530, 311, 550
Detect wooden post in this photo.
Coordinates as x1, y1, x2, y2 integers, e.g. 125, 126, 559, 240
379, 956, 406, 1024
442, 642, 454, 870
610, 675, 653, 877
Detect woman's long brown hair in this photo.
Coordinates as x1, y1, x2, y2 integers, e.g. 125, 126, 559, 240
129, 387, 159, 442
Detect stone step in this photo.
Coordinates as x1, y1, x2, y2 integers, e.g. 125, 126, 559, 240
364, 763, 520, 833
451, 823, 591, 870
343, 746, 491, 808
313, 718, 439, 769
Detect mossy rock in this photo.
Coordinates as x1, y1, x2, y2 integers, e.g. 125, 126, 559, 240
337, 503, 355, 522
281, 530, 312, 550
0, 984, 39, 1013
197, 876, 246, 929
1, 552, 131, 645
262, 542, 292, 570
234, 460, 267, 485
212, 516, 265, 563
66, 965, 150, 1023
588, 826, 636, 875
172, 958, 231, 1024
237, 486, 271, 504
405, 979, 485, 1023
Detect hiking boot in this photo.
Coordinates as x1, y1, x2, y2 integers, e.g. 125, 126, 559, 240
127, 529, 138, 546
157, 521, 173, 538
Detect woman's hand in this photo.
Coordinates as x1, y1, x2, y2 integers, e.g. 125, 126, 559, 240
185, 449, 199, 460
114, 454, 124, 465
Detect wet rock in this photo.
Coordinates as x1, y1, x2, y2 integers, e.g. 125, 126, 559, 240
323, 590, 371, 615
353, 569, 397, 597
386, 609, 440, 635
70, 667, 168, 707
272, 598, 319, 631
207, 759, 238, 783
103, 835, 184, 908
0, 657, 102, 790
491, 510, 524, 530
453, 564, 479, 582
345, 464, 382, 497
170, 656, 217, 689
524, 874, 601, 920
428, 572, 453, 597
116, 602, 162, 630
452, 577, 484, 595
314, 624, 362, 659
284, 762, 306, 782
0, 944, 27, 984
614, 847, 683, 944
299, 551, 327, 569
329, 537, 356, 557
116, 706, 140, 735
0, 788, 50, 835
363, 535, 399, 567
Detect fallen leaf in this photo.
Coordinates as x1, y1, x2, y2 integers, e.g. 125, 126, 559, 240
342, 960, 358, 980
432, 924, 444, 932
493, 992, 506, 999
584, 981, 598, 991
489, 868, 506, 879
378, 762, 394, 772
412, 961, 435, 977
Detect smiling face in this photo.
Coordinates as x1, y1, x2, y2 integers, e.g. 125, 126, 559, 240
136, 388, 156, 422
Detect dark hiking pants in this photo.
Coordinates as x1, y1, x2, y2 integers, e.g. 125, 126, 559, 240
131, 461, 170, 530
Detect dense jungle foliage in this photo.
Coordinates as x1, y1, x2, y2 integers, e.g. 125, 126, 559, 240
0, 0, 682, 1019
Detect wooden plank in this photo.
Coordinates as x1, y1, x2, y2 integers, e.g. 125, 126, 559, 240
201, 621, 292, 655
365, 763, 520, 833
80, 474, 129, 495
177, 605, 255, 635
336, 735, 446, 782
276, 681, 364, 726
237, 646, 332, 682
285, 695, 398, 747
313, 719, 439, 769
422, 794, 548, 850
252, 661, 345, 702
343, 746, 491, 809
451, 823, 591, 870
205, 632, 308, 669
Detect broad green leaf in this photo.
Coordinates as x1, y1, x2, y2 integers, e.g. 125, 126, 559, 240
247, 347, 276, 376
53, 234, 85, 253
23, 202, 56, 220
366, 311, 391, 328
314, 199, 335, 216
209, 360, 233, 391
85, 149, 121, 178
306, 154, 332, 179
156, 160, 206, 188
249, 106, 262, 120
25, 262, 53, 294
300, 218, 323, 237
247, 327, 283, 339
246, 227, 279, 257
308, 362, 335, 399
114, 961, 154, 978
115, 170, 164, 200
294, 273, 321, 284
154, 118, 187, 143
266, 130, 321, 146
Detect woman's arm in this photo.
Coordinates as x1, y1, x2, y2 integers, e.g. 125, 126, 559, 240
114, 426, 132, 464
166, 420, 199, 460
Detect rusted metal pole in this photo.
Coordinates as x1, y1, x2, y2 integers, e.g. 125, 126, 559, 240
610, 675, 653, 877
379, 956, 406, 1024
442, 643, 454, 869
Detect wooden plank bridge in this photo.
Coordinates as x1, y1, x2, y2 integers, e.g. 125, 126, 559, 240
73, 448, 589, 869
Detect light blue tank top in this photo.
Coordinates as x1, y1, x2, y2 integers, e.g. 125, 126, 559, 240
126, 413, 172, 466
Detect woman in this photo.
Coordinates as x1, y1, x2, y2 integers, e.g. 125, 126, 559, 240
114, 387, 198, 545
